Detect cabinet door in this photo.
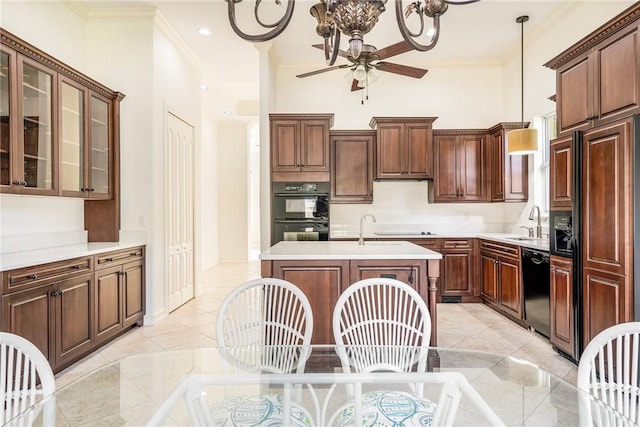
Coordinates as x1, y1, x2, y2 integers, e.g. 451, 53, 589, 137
271, 120, 300, 172
16, 55, 57, 195
0, 48, 15, 190
557, 56, 592, 134
550, 256, 574, 357
60, 77, 88, 197
479, 252, 498, 303
330, 132, 374, 203
440, 250, 474, 297
582, 267, 630, 347
595, 26, 640, 125
271, 260, 349, 344
504, 152, 528, 202
53, 273, 94, 368
88, 93, 112, 198
498, 256, 522, 319
122, 260, 145, 327
582, 118, 632, 276
2, 286, 53, 360
94, 265, 122, 343
405, 123, 433, 179
376, 123, 404, 178
432, 135, 458, 201
549, 135, 573, 210
489, 130, 505, 201
457, 134, 487, 201
300, 119, 330, 172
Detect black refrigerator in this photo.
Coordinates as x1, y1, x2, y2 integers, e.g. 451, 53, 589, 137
553, 115, 640, 361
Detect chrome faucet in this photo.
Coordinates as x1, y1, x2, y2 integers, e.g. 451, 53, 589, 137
358, 213, 376, 245
528, 205, 543, 239
520, 225, 534, 237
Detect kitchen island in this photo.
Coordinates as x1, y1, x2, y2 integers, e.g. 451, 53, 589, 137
260, 241, 442, 346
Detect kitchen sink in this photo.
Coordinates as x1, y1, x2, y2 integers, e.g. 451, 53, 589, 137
507, 237, 548, 242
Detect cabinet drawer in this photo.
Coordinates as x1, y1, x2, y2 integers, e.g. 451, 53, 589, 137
480, 240, 519, 258
442, 239, 472, 249
3, 256, 93, 294
96, 247, 144, 270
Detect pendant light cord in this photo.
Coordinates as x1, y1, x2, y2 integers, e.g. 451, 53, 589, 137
516, 16, 529, 130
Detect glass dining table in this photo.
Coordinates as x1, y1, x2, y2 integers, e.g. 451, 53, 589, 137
3, 345, 609, 426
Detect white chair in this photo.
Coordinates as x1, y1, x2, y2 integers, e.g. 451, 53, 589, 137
330, 277, 447, 427
0, 332, 56, 425
188, 278, 315, 426
577, 322, 640, 427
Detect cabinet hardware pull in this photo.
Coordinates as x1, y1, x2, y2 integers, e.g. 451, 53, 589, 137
12, 180, 21, 185
106, 257, 113, 262
74, 265, 81, 270
408, 274, 414, 284
50, 290, 57, 296
29, 274, 38, 280
21, 181, 27, 186
130, 252, 138, 256
89, 188, 95, 192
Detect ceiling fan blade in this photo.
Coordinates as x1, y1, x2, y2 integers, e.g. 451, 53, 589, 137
312, 44, 350, 59
374, 41, 414, 60
351, 79, 364, 91
296, 64, 350, 78
376, 62, 428, 79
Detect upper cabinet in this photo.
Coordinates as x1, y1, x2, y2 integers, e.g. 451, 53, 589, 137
270, 113, 334, 182
544, 4, 640, 135
1, 29, 125, 241
431, 130, 488, 202
369, 117, 437, 180
487, 123, 528, 203
549, 134, 573, 210
330, 130, 375, 204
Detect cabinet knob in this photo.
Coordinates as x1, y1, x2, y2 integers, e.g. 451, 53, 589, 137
21, 181, 27, 186
89, 188, 95, 192
29, 274, 38, 280
74, 265, 81, 270
12, 180, 20, 186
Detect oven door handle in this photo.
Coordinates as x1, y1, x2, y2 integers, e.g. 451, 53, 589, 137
274, 219, 328, 224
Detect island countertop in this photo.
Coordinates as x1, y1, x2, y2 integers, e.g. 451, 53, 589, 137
260, 241, 443, 261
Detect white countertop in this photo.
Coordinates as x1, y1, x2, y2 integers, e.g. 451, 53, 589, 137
0, 241, 146, 271
260, 241, 443, 261
330, 231, 550, 252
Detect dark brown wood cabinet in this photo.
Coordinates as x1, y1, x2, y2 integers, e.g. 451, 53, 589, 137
479, 240, 522, 321
545, 5, 640, 135
269, 114, 334, 182
266, 260, 349, 345
1, 29, 124, 242
0, 246, 145, 372
349, 259, 426, 293
431, 130, 488, 202
94, 247, 145, 345
487, 123, 528, 202
438, 239, 478, 301
549, 134, 573, 210
549, 255, 574, 358
330, 130, 375, 203
369, 117, 437, 180
580, 117, 634, 344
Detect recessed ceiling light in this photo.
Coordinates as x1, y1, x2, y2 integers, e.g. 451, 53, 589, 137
200, 85, 208, 90
223, 111, 231, 115
198, 27, 211, 36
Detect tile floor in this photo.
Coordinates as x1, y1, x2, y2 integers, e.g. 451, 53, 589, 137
55, 260, 578, 389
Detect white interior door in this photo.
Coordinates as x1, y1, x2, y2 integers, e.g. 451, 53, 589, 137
166, 112, 194, 312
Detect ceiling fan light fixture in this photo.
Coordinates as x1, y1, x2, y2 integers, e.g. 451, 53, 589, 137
353, 64, 367, 81
348, 34, 364, 59
368, 67, 379, 83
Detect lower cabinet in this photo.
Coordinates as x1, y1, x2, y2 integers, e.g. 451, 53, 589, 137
479, 240, 522, 321
549, 255, 574, 358
263, 258, 429, 344
439, 239, 478, 301
1, 246, 145, 372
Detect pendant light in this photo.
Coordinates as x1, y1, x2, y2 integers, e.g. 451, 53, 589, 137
508, 15, 538, 155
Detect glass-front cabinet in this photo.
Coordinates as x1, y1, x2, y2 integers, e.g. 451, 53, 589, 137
89, 94, 111, 197
1, 49, 11, 188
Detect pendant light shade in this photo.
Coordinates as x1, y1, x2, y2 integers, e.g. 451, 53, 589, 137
508, 128, 538, 154
508, 15, 538, 155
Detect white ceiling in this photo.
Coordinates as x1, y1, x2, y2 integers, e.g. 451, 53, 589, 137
85, 0, 629, 118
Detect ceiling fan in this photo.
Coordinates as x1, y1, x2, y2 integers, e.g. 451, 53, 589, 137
296, 41, 428, 92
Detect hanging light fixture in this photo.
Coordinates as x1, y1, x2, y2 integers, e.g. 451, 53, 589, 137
508, 15, 538, 155
226, 0, 479, 66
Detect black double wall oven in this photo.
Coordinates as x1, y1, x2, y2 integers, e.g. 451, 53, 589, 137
271, 182, 329, 245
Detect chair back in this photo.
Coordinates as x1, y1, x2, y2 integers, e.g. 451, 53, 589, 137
577, 322, 640, 426
332, 278, 431, 379
216, 277, 314, 374
0, 332, 55, 425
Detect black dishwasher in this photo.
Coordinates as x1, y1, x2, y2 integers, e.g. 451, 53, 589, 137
522, 248, 550, 338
